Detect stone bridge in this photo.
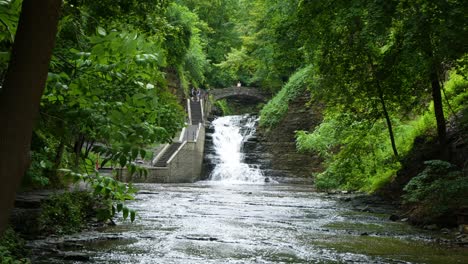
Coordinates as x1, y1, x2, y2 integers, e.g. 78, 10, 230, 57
210, 87, 270, 102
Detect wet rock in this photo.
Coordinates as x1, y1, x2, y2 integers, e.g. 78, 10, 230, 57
137, 191, 160, 195
340, 197, 352, 202
177, 235, 218, 241
424, 224, 438, 230
440, 228, 450, 234
460, 224, 468, 234
389, 214, 400, 221
456, 235, 468, 246
357, 206, 371, 212
400, 218, 409, 222
360, 232, 369, 236
61, 251, 90, 261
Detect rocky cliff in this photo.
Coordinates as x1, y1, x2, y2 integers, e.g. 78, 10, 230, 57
253, 91, 324, 183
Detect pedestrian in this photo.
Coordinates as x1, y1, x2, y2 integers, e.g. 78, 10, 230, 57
191, 87, 196, 101
237, 81, 241, 87
196, 88, 201, 102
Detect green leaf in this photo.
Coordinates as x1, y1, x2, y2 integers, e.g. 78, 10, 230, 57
117, 203, 123, 212
130, 210, 136, 222
128, 164, 136, 176
97, 26, 107, 36
123, 207, 129, 220
139, 149, 146, 159
131, 148, 139, 160
119, 155, 127, 167
94, 184, 103, 194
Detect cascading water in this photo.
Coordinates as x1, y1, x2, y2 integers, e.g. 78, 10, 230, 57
208, 115, 265, 183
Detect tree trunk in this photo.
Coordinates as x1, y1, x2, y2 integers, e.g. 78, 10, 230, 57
0, 0, 61, 235
49, 138, 65, 186
377, 84, 399, 159
73, 133, 85, 168
431, 70, 446, 145
367, 55, 399, 159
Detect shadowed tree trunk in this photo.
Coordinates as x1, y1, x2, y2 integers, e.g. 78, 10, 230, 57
430, 70, 446, 145
377, 84, 399, 159
0, 0, 61, 235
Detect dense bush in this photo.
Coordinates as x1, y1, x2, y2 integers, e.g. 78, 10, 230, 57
403, 160, 468, 223
0, 227, 29, 264
296, 113, 403, 191
38, 191, 95, 235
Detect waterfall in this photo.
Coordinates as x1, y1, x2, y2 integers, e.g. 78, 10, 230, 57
208, 115, 265, 183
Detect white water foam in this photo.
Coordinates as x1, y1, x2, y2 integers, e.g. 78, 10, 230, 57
209, 115, 265, 184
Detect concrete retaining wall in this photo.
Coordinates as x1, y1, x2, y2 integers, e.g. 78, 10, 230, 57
166, 126, 205, 183
120, 125, 205, 183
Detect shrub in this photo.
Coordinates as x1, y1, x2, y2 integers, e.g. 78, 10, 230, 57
0, 227, 30, 264
38, 191, 95, 235
215, 99, 232, 116
403, 160, 468, 223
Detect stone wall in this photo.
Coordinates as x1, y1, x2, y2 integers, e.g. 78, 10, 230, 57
256, 91, 324, 182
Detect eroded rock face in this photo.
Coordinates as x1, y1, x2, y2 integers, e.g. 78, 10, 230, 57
255, 92, 324, 182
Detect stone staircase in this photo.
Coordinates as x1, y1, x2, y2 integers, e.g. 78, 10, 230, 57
190, 100, 203, 125
152, 99, 204, 168
153, 142, 182, 167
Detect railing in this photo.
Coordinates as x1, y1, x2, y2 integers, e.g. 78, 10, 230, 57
166, 141, 187, 165
151, 143, 170, 166
187, 98, 192, 125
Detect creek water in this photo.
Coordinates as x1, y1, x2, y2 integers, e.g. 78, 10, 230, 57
30, 115, 468, 263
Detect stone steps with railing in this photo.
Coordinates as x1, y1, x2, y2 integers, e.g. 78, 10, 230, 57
153, 142, 183, 167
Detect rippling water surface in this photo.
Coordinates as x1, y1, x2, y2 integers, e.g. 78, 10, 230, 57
32, 182, 468, 264
30, 115, 468, 263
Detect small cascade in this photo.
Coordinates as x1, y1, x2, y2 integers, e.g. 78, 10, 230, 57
208, 115, 265, 183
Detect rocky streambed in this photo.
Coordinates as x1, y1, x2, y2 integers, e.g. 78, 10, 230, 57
27, 182, 468, 264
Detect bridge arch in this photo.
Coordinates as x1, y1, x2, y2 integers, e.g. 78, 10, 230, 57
210, 87, 270, 102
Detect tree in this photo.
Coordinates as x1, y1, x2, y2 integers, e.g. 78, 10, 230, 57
395, 0, 468, 146
297, 0, 403, 158
0, 0, 62, 235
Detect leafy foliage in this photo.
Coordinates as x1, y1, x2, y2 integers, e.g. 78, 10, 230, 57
403, 160, 468, 223
259, 66, 312, 129
0, 227, 29, 264
61, 170, 138, 223
175, 0, 243, 88
297, 112, 402, 191
0, 0, 21, 44
214, 0, 304, 90
38, 191, 95, 235
214, 99, 232, 116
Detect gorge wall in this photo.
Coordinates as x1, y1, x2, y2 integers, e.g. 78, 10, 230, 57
253, 92, 324, 183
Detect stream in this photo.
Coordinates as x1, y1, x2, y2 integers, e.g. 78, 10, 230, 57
29, 115, 468, 263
